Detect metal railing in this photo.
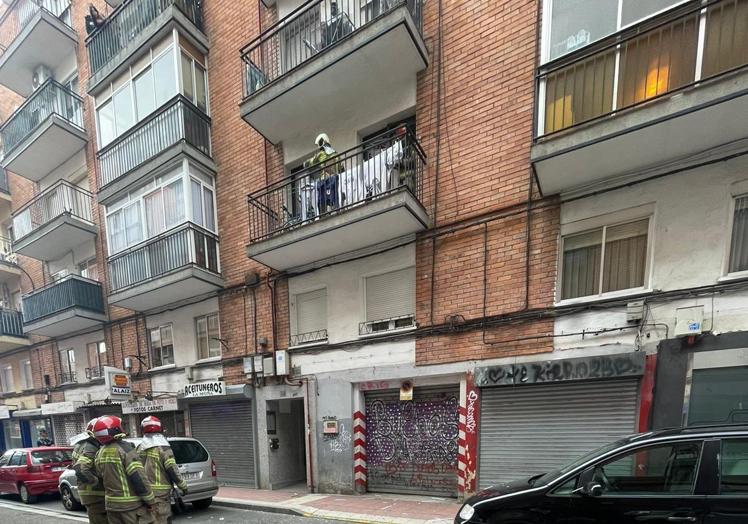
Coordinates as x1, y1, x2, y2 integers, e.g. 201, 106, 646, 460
22, 275, 105, 323
359, 314, 415, 335
108, 222, 219, 292
537, 0, 748, 137
0, 0, 72, 57
58, 372, 77, 384
12, 181, 93, 241
241, 0, 423, 97
85, 366, 104, 380
0, 168, 9, 195
98, 95, 211, 188
247, 127, 425, 242
0, 309, 24, 338
86, 0, 203, 77
0, 236, 17, 266
290, 329, 328, 346
0, 79, 84, 157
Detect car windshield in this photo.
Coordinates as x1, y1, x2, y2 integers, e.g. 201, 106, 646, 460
171, 440, 209, 464
30, 450, 72, 464
534, 438, 631, 485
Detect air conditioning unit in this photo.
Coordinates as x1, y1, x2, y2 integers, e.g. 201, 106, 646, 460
32, 65, 53, 91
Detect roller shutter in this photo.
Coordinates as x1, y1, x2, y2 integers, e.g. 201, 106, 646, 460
190, 401, 255, 486
364, 386, 459, 497
52, 414, 84, 446
478, 379, 639, 488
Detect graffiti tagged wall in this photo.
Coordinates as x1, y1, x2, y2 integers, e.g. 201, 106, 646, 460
365, 388, 459, 495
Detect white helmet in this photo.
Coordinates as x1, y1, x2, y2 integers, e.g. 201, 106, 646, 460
315, 133, 330, 148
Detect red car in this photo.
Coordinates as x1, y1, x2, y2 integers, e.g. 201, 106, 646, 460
0, 447, 73, 503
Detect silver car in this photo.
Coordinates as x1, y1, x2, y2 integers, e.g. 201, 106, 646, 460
58, 437, 218, 512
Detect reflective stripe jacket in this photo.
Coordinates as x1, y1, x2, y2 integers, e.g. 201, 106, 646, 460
138, 444, 188, 498
94, 439, 155, 512
72, 438, 105, 505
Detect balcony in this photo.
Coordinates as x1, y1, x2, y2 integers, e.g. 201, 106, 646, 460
22, 275, 107, 337
86, 0, 206, 95
532, 0, 748, 195
0, 0, 77, 96
58, 372, 77, 384
97, 96, 213, 206
239, 0, 427, 145
290, 329, 328, 347
0, 309, 28, 353
107, 222, 222, 311
12, 181, 97, 262
0, 79, 86, 182
247, 128, 428, 270
85, 366, 103, 380
0, 237, 22, 283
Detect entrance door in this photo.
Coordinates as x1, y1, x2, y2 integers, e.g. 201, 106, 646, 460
364, 386, 459, 496
266, 398, 307, 490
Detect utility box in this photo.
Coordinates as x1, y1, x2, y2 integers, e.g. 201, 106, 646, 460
674, 305, 704, 337
263, 355, 275, 377
253, 355, 264, 376
275, 350, 289, 376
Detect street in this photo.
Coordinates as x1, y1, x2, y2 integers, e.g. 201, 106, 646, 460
0, 494, 340, 524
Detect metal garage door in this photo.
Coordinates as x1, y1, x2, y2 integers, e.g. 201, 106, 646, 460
365, 386, 459, 496
190, 401, 255, 486
478, 379, 639, 488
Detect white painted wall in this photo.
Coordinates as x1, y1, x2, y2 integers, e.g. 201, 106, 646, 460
150, 364, 222, 397
47, 239, 97, 278
56, 329, 107, 385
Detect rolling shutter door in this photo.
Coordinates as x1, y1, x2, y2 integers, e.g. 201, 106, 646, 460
52, 414, 84, 446
478, 379, 639, 488
190, 401, 255, 486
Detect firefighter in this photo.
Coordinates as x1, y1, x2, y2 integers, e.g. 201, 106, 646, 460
136, 416, 188, 524
93, 415, 155, 524
71, 418, 107, 524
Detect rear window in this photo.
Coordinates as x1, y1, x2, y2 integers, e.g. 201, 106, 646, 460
30, 450, 72, 464
171, 441, 209, 464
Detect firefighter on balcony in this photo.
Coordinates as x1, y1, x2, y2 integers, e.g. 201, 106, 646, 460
304, 133, 344, 216
93, 415, 156, 524
136, 416, 188, 524
71, 418, 107, 524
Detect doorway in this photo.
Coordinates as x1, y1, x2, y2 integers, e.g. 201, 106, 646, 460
266, 398, 307, 490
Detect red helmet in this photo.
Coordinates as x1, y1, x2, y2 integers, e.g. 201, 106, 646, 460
85, 418, 98, 438
93, 415, 125, 444
141, 416, 162, 434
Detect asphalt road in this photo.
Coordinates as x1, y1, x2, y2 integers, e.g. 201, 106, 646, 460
0, 494, 339, 523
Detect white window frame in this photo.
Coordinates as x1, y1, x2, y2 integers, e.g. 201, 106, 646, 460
556, 205, 655, 305
1, 365, 13, 393
178, 45, 210, 115
195, 312, 221, 361
149, 324, 175, 369
20, 359, 32, 390
360, 264, 417, 337
289, 286, 328, 346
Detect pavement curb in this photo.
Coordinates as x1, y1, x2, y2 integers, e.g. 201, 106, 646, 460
212, 497, 306, 517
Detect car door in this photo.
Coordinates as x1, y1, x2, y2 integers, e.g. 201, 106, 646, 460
5, 451, 26, 493
704, 436, 748, 523
0, 451, 12, 491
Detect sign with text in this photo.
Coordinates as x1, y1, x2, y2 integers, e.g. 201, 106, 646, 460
475, 352, 646, 388
122, 398, 179, 414
104, 367, 132, 399
41, 401, 82, 415
0, 406, 9, 419
183, 381, 225, 398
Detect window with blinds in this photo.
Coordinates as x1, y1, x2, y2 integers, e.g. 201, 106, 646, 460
362, 267, 416, 335
292, 288, 328, 345
561, 218, 649, 300
729, 196, 748, 274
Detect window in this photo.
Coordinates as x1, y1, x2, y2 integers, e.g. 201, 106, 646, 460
171, 440, 209, 463
561, 218, 649, 300
78, 258, 98, 281
721, 439, 748, 493
153, 50, 177, 107
20, 359, 32, 390
0, 451, 10, 466
190, 173, 216, 232
59, 348, 76, 382
112, 86, 134, 136
9, 451, 26, 466
688, 367, 748, 425
144, 178, 184, 236
364, 267, 416, 333
292, 289, 327, 344
134, 68, 156, 120
180, 50, 208, 112
1, 365, 13, 392
729, 196, 748, 273
196, 313, 221, 360
589, 441, 702, 495
150, 324, 174, 367
97, 99, 116, 146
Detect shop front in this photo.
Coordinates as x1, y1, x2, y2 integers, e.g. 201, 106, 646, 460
41, 401, 85, 446
10, 409, 53, 447
121, 397, 186, 437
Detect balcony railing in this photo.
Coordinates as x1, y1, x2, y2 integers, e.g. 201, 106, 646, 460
0, 79, 83, 157
98, 95, 211, 188
108, 222, 219, 292
290, 329, 328, 347
58, 371, 77, 384
22, 275, 105, 323
12, 181, 93, 240
0, 309, 24, 337
359, 314, 415, 336
86, 0, 203, 77
0, 168, 9, 195
241, 0, 423, 97
247, 126, 425, 242
537, 0, 748, 137
0, 236, 17, 266
0, 0, 72, 57
85, 366, 104, 380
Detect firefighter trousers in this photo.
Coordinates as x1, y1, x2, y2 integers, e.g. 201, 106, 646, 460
152, 496, 173, 524
107, 505, 155, 524
85, 500, 108, 524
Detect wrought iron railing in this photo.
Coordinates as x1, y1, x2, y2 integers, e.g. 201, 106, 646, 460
85, 366, 104, 380
108, 222, 219, 292
22, 275, 105, 324
0, 309, 24, 338
12, 181, 93, 241
247, 127, 425, 242
359, 314, 415, 335
241, 0, 423, 97
58, 372, 77, 384
537, 0, 748, 137
0, 0, 72, 57
290, 329, 328, 346
86, 0, 203, 77
0, 79, 83, 157
98, 95, 211, 188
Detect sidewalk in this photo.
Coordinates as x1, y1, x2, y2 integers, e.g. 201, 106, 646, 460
214, 486, 461, 523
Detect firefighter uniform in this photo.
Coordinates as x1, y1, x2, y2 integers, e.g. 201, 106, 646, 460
72, 436, 107, 524
95, 439, 156, 524
138, 441, 188, 524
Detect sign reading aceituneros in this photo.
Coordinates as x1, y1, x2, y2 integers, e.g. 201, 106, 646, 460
183, 381, 225, 399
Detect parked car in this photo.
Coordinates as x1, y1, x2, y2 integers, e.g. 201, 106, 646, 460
59, 436, 218, 512
0, 447, 73, 504
456, 424, 748, 524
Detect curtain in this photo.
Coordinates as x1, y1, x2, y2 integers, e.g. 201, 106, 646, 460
144, 190, 164, 237
191, 179, 203, 227
729, 197, 748, 273
203, 187, 215, 231
107, 211, 126, 253
124, 202, 143, 245
602, 219, 649, 293
164, 179, 185, 229
561, 229, 602, 299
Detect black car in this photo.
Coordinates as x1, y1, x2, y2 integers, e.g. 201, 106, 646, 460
457, 425, 748, 524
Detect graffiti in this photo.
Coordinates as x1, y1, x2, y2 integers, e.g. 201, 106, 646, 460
368, 462, 458, 490
325, 422, 351, 454
474, 352, 645, 387
465, 390, 478, 434
359, 381, 390, 391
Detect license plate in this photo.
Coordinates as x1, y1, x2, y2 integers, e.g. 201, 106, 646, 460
182, 472, 200, 480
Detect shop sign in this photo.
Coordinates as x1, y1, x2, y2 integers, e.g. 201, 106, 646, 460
41, 401, 82, 415
0, 406, 9, 419
475, 352, 646, 387
104, 367, 132, 399
122, 398, 179, 414
183, 381, 225, 398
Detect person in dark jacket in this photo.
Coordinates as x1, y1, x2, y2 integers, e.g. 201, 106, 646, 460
72, 418, 107, 524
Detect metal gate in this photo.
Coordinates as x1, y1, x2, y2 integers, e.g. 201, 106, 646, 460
190, 401, 255, 486
52, 414, 84, 446
478, 379, 639, 488
365, 386, 459, 496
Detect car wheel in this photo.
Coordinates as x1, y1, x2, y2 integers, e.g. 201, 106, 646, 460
19, 484, 37, 504
60, 485, 82, 511
192, 498, 213, 510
